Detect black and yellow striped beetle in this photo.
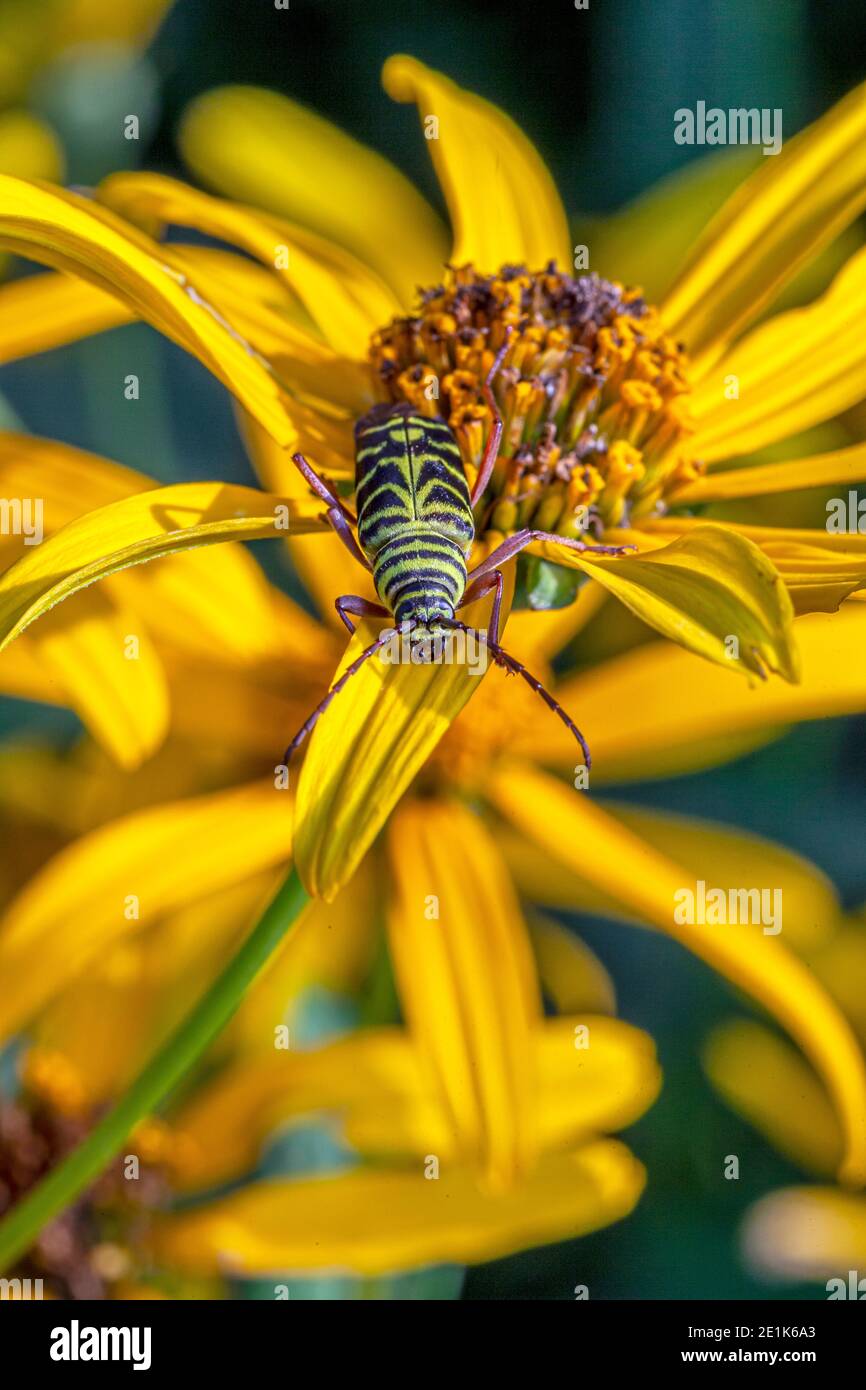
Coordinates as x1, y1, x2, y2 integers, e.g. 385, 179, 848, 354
285, 339, 629, 767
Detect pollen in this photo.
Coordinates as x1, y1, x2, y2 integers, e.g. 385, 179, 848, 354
370, 263, 701, 533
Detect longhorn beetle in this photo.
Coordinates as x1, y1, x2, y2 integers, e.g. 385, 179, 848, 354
284, 338, 630, 769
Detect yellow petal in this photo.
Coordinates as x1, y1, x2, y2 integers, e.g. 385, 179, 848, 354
588, 147, 761, 304
595, 804, 837, 954
382, 55, 571, 271
0, 481, 324, 651
29, 589, 169, 769
673, 440, 866, 504
0, 272, 134, 366
154, 1139, 646, 1277
529, 916, 617, 1014
742, 1188, 866, 1280
171, 1027, 425, 1193
538, 604, 866, 781
0, 176, 296, 443
341, 1015, 659, 1161
691, 245, 866, 460
293, 580, 504, 901
0, 432, 289, 662
385, 798, 540, 1188
535, 1017, 661, 1151
226, 859, 379, 1054
504, 806, 839, 954
178, 84, 447, 306
662, 78, 866, 365
704, 1020, 842, 1178
0, 245, 333, 371
99, 172, 402, 359
0, 781, 293, 1042
489, 762, 866, 1185
537, 524, 798, 681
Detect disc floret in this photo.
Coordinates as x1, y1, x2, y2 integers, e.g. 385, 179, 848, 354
370, 263, 701, 532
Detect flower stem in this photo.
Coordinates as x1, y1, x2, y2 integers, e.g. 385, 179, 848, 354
0, 865, 309, 1274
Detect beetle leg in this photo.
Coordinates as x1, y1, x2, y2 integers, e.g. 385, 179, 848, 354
458, 567, 505, 646
324, 506, 373, 571
291, 451, 357, 523
469, 330, 512, 508
335, 595, 390, 635
467, 527, 633, 583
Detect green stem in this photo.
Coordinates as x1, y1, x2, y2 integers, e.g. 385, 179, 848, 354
0, 865, 309, 1274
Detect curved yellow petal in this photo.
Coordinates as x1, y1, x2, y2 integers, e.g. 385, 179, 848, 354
385, 798, 540, 1188
341, 1015, 659, 1161
171, 1027, 425, 1193
0, 781, 293, 1042
742, 1188, 866, 1281
535, 1017, 661, 1152
640, 517, 866, 614
99, 172, 401, 359
673, 440, 866, 504
0, 433, 291, 663
293, 579, 504, 901
383, 55, 570, 272
530, 605, 866, 781
810, 923, 866, 1050
0, 481, 324, 652
691, 246, 866, 461
597, 804, 837, 955
155, 1139, 646, 1277
0, 176, 296, 443
704, 1020, 842, 1178
29, 589, 169, 769
588, 148, 761, 304
179, 84, 448, 306
539, 524, 798, 681
0, 245, 335, 370
529, 916, 617, 1015
489, 763, 866, 1185
662, 78, 866, 365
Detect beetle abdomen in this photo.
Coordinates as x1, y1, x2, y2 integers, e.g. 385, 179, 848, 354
372, 528, 467, 625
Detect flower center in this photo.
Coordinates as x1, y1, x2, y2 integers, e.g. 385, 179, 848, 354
0, 1050, 172, 1299
370, 263, 702, 533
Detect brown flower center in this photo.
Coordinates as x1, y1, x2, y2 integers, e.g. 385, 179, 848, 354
0, 1050, 172, 1300
370, 263, 702, 534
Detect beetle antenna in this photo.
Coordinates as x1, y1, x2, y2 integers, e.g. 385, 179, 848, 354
283, 628, 396, 764
441, 618, 591, 770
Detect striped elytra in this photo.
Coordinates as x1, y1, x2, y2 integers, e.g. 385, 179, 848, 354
353, 404, 475, 626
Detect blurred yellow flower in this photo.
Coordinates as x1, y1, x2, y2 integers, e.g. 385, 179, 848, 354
704, 903, 866, 1285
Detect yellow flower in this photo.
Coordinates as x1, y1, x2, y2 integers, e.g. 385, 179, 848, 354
3, 57, 866, 1261
1, 58, 866, 906
1, 437, 865, 1201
